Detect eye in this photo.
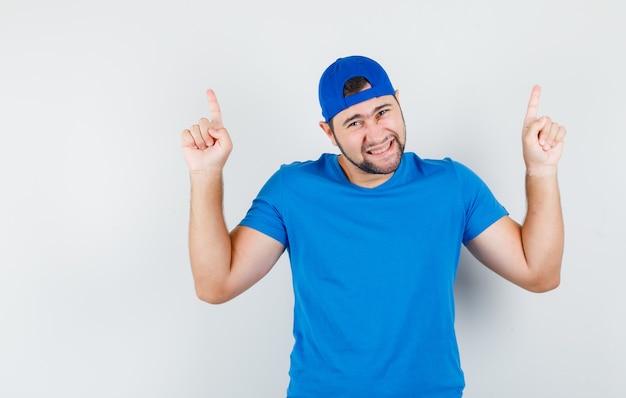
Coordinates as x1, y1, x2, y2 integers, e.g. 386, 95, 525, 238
347, 120, 362, 128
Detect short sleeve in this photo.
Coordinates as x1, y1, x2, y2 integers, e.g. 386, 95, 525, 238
238, 168, 289, 247
452, 160, 509, 244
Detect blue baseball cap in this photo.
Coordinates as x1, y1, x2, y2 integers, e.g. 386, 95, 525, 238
318, 55, 395, 122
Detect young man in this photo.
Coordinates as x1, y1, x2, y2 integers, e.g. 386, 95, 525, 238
181, 55, 566, 397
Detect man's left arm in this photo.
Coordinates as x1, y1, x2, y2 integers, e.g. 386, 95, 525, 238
465, 85, 566, 293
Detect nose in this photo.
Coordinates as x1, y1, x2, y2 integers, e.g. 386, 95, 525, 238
363, 119, 388, 143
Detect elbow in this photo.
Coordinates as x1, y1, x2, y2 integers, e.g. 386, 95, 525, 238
520, 256, 563, 293
196, 289, 230, 305
525, 274, 561, 293
194, 282, 232, 305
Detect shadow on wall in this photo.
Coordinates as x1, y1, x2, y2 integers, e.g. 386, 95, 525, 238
454, 247, 511, 325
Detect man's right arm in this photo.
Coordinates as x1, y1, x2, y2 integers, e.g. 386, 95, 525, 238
182, 90, 285, 304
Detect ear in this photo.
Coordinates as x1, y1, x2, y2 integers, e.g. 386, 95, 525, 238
319, 121, 338, 146
394, 89, 400, 103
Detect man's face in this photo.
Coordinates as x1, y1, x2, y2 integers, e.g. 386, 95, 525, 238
320, 92, 406, 186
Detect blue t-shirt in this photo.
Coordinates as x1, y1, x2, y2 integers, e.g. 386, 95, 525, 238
240, 153, 508, 398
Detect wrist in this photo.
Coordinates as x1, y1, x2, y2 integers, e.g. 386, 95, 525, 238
525, 164, 558, 178
189, 169, 223, 184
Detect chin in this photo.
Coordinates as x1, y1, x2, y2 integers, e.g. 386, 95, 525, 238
360, 151, 403, 175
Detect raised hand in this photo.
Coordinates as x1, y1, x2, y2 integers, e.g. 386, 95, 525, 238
181, 89, 233, 174
521, 85, 567, 174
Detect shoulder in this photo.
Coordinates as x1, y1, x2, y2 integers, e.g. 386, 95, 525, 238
259, 153, 339, 194
278, 153, 334, 173
271, 153, 341, 184
400, 153, 467, 179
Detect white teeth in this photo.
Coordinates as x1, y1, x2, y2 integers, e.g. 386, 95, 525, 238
369, 141, 392, 155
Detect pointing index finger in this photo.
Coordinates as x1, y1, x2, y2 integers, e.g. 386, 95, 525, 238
525, 84, 542, 124
205, 89, 223, 128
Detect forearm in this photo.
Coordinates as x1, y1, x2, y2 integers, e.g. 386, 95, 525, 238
188, 171, 233, 302
521, 169, 564, 290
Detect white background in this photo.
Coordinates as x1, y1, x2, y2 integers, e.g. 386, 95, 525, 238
1, 0, 624, 397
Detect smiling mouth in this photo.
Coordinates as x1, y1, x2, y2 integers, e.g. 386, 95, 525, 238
366, 139, 394, 155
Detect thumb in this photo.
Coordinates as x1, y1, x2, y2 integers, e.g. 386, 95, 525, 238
523, 116, 549, 149
526, 116, 547, 135
209, 126, 227, 139
208, 126, 233, 150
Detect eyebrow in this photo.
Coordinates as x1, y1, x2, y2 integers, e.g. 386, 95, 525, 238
341, 103, 393, 128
